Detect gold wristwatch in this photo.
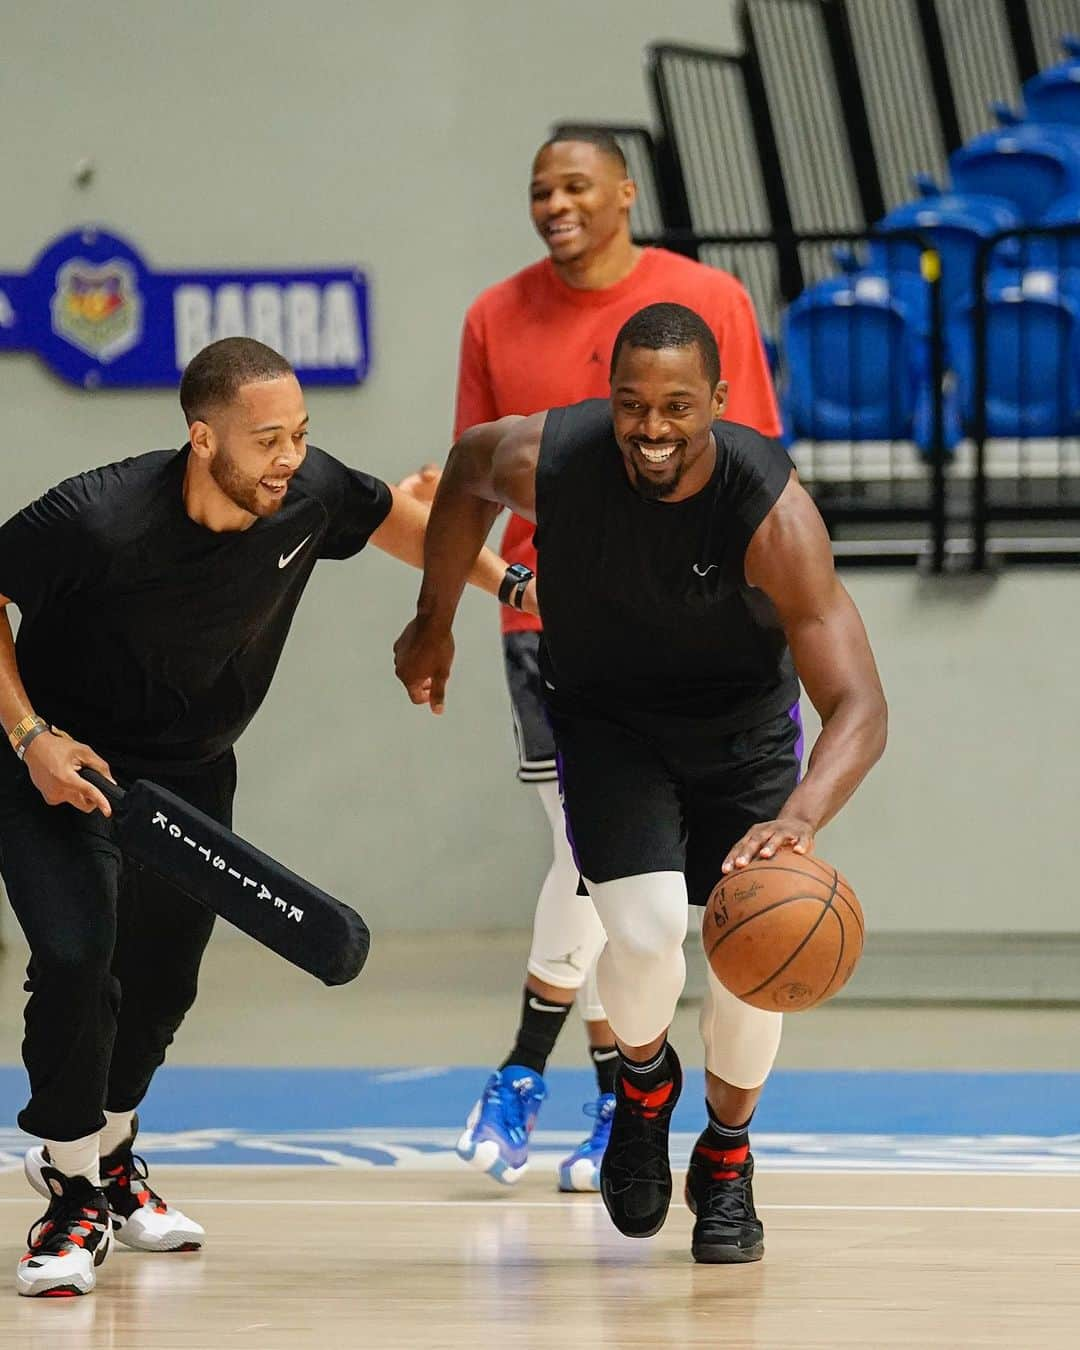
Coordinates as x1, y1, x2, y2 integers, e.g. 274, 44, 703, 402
8, 715, 48, 760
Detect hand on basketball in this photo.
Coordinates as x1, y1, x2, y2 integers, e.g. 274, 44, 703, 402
721, 816, 816, 872
395, 463, 442, 505
393, 616, 455, 714
22, 728, 115, 817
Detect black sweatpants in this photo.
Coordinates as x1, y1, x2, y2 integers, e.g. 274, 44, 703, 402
0, 749, 236, 1141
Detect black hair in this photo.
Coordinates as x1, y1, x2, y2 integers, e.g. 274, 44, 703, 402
610, 302, 721, 386
179, 337, 294, 424
538, 125, 628, 176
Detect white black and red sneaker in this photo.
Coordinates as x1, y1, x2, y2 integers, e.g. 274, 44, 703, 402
26, 1123, 204, 1253
599, 1046, 683, 1238
16, 1167, 112, 1298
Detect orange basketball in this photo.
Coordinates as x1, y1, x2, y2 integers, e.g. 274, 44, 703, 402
702, 851, 864, 1011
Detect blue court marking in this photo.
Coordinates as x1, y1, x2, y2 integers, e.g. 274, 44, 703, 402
4, 1065, 1080, 1133
2, 1067, 1079, 1171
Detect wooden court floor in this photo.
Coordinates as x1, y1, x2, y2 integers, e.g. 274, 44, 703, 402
1, 1166, 1078, 1348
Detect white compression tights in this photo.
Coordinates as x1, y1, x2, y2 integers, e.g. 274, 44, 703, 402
698, 954, 784, 1089
585, 872, 690, 1048
526, 782, 608, 1022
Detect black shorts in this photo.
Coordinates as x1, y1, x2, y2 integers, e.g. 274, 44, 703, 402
502, 631, 557, 783
549, 704, 803, 907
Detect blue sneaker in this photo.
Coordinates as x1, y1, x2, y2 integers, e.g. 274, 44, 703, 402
558, 1092, 616, 1192
456, 1066, 548, 1185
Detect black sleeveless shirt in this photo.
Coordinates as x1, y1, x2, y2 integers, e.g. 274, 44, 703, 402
534, 398, 799, 729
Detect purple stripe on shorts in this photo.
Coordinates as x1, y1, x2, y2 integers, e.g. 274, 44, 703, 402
554, 748, 585, 877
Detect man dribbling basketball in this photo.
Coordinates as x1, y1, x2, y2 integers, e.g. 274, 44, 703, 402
394, 302, 887, 1263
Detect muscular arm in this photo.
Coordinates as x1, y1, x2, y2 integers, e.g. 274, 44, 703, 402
724, 476, 887, 868
393, 412, 545, 712
368, 483, 535, 611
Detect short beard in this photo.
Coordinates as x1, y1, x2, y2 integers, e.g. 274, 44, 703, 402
630, 457, 687, 502
209, 445, 279, 517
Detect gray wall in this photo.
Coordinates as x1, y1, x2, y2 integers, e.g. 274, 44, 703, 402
3, 4, 1078, 939
804, 570, 1080, 935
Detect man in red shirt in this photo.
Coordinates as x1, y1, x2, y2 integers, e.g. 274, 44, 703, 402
449, 128, 781, 1191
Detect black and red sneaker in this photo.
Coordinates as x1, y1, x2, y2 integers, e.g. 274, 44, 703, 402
16, 1167, 112, 1298
684, 1129, 765, 1263
599, 1045, 683, 1238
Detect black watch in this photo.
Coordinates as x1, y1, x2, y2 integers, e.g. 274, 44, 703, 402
498, 562, 534, 609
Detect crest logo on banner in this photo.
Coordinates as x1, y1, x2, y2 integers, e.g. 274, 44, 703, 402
51, 258, 143, 361
0, 227, 370, 389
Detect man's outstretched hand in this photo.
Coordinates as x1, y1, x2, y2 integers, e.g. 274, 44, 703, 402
393, 617, 455, 714
395, 463, 442, 505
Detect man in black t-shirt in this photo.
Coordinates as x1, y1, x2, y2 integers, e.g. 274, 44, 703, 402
0, 337, 526, 1299
395, 303, 888, 1265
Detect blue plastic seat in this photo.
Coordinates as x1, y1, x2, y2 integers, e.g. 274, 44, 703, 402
1024, 62, 1080, 127
780, 274, 956, 450
949, 124, 1080, 222
949, 269, 1080, 437
871, 194, 1023, 309
1021, 193, 1080, 274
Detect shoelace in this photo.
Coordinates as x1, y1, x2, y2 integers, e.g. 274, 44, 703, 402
697, 1160, 755, 1222
604, 1081, 677, 1186
606, 1118, 672, 1185
582, 1096, 616, 1148
26, 1202, 105, 1257
483, 1078, 532, 1145
104, 1152, 167, 1215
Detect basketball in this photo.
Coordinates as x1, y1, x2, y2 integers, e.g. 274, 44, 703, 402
703, 851, 864, 1011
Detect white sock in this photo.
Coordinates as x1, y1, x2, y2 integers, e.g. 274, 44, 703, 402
45, 1132, 101, 1187
99, 1109, 136, 1159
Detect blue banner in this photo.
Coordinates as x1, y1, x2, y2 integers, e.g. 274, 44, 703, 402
0, 227, 369, 389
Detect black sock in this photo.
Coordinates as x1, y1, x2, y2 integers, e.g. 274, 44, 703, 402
619, 1042, 671, 1093
704, 1101, 753, 1153
500, 987, 572, 1076
590, 1043, 619, 1096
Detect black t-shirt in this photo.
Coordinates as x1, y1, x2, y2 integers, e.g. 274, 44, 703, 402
534, 398, 799, 727
0, 445, 391, 775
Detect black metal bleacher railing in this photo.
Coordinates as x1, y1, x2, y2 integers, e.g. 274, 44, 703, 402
970, 221, 1080, 569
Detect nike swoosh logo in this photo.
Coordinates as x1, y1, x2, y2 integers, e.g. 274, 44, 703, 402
278, 535, 312, 569
528, 997, 569, 1014
692, 563, 718, 576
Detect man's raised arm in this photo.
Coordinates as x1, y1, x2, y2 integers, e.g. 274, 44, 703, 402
394, 412, 545, 714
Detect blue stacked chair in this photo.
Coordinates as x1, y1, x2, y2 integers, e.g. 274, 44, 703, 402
947, 120, 1080, 223
870, 192, 1023, 310
779, 31, 1080, 450
949, 269, 1080, 437
1024, 62, 1080, 127
780, 273, 957, 450
1022, 193, 1080, 274
1023, 34, 1080, 126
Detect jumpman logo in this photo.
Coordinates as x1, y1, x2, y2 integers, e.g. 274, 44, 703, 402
545, 948, 584, 972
